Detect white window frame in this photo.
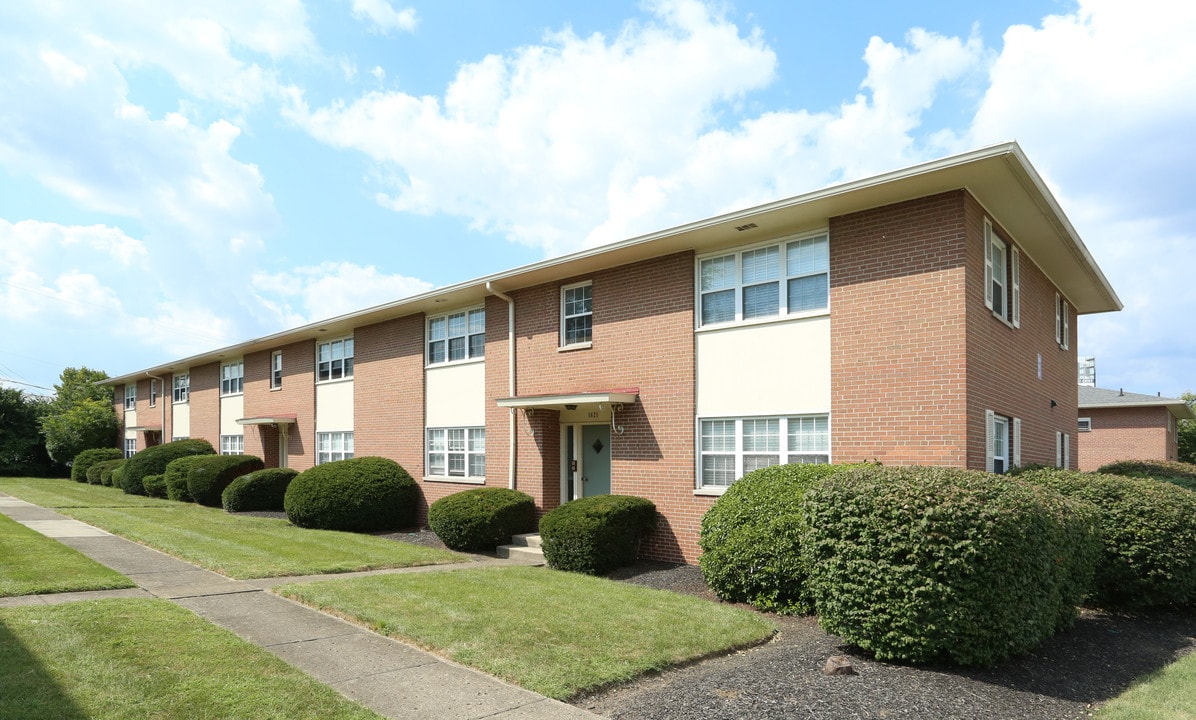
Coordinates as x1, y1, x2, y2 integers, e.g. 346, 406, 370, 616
985, 410, 1021, 474
1056, 431, 1071, 469
173, 373, 189, 404
270, 351, 283, 390
697, 231, 830, 329
697, 415, 830, 491
124, 438, 136, 458
317, 337, 354, 382
426, 427, 486, 481
561, 281, 593, 348
1055, 293, 1070, 350
220, 435, 244, 455
124, 384, 136, 411
316, 431, 354, 465
149, 379, 157, 407
220, 361, 244, 396
1078, 417, 1092, 432
428, 307, 486, 365
984, 219, 1020, 328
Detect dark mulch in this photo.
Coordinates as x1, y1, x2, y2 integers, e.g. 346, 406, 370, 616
580, 562, 1196, 720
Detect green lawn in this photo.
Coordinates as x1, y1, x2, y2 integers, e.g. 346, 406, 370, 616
0, 599, 384, 720
1097, 648, 1196, 719
0, 477, 464, 579
0, 514, 134, 597
279, 565, 776, 700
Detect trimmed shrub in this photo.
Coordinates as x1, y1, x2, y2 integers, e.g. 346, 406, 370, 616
284, 457, 418, 532
222, 468, 298, 513
163, 455, 211, 502
1097, 460, 1196, 492
141, 473, 167, 498
699, 463, 853, 614
109, 463, 127, 488
120, 439, 215, 495
186, 455, 265, 507
1019, 468, 1196, 608
87, 459, 123, 486
539, 495, 657, 575
428, 488, 537, 551
803, 466, 1100, 666
71, 447, 123, 483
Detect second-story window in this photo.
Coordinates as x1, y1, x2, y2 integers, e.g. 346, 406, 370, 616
561, 282, 593, 346
984, 219, 1021, 327
271, 351, 283, 390
699, 232, 829, 327
173, 373, 189, 403
220, 361, 243, 396
317, 338, 354, 382
124, 384, 136, 410
149, 379, 157, 407
428, 308, 485, 364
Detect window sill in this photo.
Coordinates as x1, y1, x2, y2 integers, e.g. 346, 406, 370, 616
219, 392, 244, 398
172, 400, 189, 405
425, 356, 485, 370
423, 476, 486, 486
694, 486, 728, 497
315, 377, 354, 386
558, 342, 592, 352
990, 309, 1018, 330
696, 309, 829, 334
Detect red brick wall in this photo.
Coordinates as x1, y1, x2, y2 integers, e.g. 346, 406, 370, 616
243, 339, 316, 470
1078, 406, 1172, 470
188, 362, 220, 452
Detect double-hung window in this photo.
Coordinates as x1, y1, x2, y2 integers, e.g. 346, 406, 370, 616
149, 380, 157, 407
317, 431, 354, 464
173, 373, 189, 403
986, 410, 1022, 474
271, 351, 283, 390
699, 233, 829, 327
984, 219, 1021, 327
124, 438, 136, 458
220, 435, 244, 455
561, 282, 592, 346
1055, 293, 1070, 350
427, 427, 485, 479
317, 338, 354, 381
220, 361, 243, 396
698, 415, 829, 489
428, 308, 485, 364
124, 384, 136, 411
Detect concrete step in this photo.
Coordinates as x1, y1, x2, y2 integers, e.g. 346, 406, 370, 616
495, 543, 545, 564
510, 533, 541, 549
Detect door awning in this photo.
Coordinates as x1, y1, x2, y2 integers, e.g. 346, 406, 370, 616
235, 414, 297, 426
126, 425, 161, 433
496, 389, 638, 411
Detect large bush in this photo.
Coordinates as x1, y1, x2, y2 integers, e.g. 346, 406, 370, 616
141, 473, 167, 498
87, 459, 123, 486
539, 495, 657, 575
120, 439, 215, 495
699, 463, 853, 614
803, 466, 1100, 667
109, 463, 127, 488
163, 455, 211, 502
185, 455, 265, 507
428, 488, 537, 551
1097, 460, 1196, 492
71, 447, 123, 483
1019, 468, 1196, 608
284, 457, 418, 532
222, 468, 298, 513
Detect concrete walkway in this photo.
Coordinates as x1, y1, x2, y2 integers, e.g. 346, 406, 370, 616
0, 495, 603, 720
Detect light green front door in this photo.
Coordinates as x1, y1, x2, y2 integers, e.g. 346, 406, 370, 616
581, 425, 611, 497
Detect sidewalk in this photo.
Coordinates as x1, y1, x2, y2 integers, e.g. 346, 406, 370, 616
0, 495, 603, 720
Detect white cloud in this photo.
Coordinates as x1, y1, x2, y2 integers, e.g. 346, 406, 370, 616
350, 0, 418, 35
251, 262, 434, 327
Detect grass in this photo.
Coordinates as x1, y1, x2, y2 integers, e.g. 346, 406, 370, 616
0, 598, 384, 720
0, 477, 464, 579
278, 565, 776, 700
0, 514, 134, 597
1096, 648, 1196, 719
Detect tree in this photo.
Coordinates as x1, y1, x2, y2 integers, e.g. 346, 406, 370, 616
0, 387, 61, 476
38, 367, 120, 464
1180, 391, 1196, 464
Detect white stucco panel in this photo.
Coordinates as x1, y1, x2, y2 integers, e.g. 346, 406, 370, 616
173, 404, 190, 438
316, 380, 354, 432
426, 362, 486, 427
220, 395, 244, 436
124, 409, 136, 428
696, 317, 831, 417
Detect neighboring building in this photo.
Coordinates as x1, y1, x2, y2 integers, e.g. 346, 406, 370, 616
102, 142, 1121, 563
1077, 386, 1194, 471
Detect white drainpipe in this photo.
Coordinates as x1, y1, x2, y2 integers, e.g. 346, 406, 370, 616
486, 282, 517, 490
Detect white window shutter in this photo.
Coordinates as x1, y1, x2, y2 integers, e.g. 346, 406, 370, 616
984, 220, 994, 310
1011, 247, 1021, 327
1056, 432, 1063, 468
985, 410, 995, 472
1012, 418, 1022, 468
1062, 302, 1070, 350
1063, 434, 1070, 469
1055, 293, 1062, 344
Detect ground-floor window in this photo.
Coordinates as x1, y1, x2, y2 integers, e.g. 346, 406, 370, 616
986, 410, 1021, 473
317, 431, 353, 465
220, 435, 244, 455
427, 427, 485, 478
124, 438, 137, 458
698, 415, 829, 489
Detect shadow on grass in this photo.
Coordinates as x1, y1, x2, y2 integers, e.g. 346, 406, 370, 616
0, 618, 89, 720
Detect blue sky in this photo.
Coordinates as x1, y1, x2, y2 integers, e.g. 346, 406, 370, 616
1, 0, 1193, 399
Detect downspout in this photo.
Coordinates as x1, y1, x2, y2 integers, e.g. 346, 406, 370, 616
146, 372, 165, 445
486, 282, 517, 490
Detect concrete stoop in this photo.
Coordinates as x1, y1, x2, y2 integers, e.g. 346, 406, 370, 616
496, 533, 544, 564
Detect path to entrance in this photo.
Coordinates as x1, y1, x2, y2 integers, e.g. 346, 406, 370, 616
0, 495, 603, 720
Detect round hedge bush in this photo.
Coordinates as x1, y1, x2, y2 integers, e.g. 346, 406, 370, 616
141, 473, 167, 498
87, 459, 123, 486
699, 463, 853, 614
539, 495, 657, 575
110, 463, 127, 488
1018, 468, 1196, 608
284, 457, 418, 532
71, 447, 123, 483
803, 466, 1100, 667
222, 468, 298, 513
185, 455, 265, 507
120, 439, 215, 495
1097, 460, 1196, 493
428, 488, 537, 551
163, 455, 212, 502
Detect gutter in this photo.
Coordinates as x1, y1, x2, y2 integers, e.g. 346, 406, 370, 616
486, 282, 517, 490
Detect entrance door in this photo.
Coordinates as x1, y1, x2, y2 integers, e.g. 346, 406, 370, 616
580, 425, 611, 496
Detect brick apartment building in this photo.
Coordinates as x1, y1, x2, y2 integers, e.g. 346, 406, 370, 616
1077, 386, 1193, 471
105, 142, 1122, 563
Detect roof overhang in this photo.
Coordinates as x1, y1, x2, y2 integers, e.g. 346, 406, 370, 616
1080, 400, 1195, 420
497, 390, 639, 411
236, 414, 297, 426
102, 141, 1121, 386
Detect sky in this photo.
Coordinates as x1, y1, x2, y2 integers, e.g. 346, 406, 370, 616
1, 0, 1193, 400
